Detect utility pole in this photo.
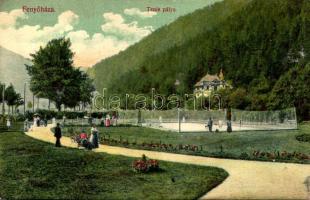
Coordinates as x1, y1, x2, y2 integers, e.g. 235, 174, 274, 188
32, 93, 35, 112
209, 94, 211, 111
2, 83, 5, 122
24, 83, 26, 114
37, 97, 39, 110
178, 108, 181, 133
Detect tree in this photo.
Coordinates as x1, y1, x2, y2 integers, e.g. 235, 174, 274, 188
26, 38, 94, 111
0, 82, 5, 119
80, 72, 95, 110
228, 88, 250, 109
14, 96, 24, 113
0, 82, 4, 103
268, 63, 310, 121
4, 84, 21, 114
88, 0, 309, 121
27, 101, 33, 110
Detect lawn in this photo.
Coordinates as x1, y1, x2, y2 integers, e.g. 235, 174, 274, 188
0, 130, 228, 199
62, 122, 310, 164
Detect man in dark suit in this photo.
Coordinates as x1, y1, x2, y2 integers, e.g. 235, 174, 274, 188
54, 123, 62, 147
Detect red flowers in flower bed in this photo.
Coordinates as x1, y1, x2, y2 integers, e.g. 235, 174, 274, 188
101, 135, 201, 153
252, 150, 309, 161
133, 154, 159, 173
133, 160, 149, 172
147, 159, 159, 171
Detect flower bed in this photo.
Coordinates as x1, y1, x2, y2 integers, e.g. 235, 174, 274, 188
133, 155, 159, 173
252, 150, 309, 161
101, 135, 201, 153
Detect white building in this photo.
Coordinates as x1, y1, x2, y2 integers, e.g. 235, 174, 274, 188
194, 69, 230, 98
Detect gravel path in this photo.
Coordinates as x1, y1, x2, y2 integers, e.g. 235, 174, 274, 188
25, 125, 310, 199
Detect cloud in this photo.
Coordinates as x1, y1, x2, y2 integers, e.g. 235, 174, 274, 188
101, 12, 153, 41
0, 9, 27, 28
67, 31, 129, 66
124, 8, 157, 18
0, 10, 79, 61
0, 10, 153, 67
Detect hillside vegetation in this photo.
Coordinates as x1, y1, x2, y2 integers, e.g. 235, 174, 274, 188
89, 0, 309, 120
89, 0, 250, 92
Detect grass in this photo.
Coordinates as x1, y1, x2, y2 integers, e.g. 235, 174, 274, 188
0, 129, 228, 199
62, 122, 310, 164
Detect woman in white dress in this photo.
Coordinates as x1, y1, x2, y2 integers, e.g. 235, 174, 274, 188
33, 117, 37, 127
6, 118, 11, 129
52, 117, 56, 126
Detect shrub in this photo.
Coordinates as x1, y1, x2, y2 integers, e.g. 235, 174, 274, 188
25, 111, 34, 120
25, 110, 87, 120
67, 127, 75, 135
239, 152, 249, 159
15, 114, 26, 121
296, 134, 310, 143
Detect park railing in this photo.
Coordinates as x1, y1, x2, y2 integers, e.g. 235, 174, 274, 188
53, 107, 298, 132
231, 107, 297, 130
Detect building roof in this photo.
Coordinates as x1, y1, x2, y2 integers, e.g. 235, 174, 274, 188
194, 74, 220, 87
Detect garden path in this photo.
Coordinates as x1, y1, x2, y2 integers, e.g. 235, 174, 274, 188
25, 125, 310, 199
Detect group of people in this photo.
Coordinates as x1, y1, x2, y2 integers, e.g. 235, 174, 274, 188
33, 116, 47, 127
54, 123, 99, 149
206, 117, 232, 132
89, 114, 118, 127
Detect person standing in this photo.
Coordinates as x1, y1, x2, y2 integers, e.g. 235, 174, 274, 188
44, 118, 47, 127
24, 119, 28, 131
43, 115, 47, 127
100, 118, 105, 127
52, 117, 56, 126
36, 116, 40, 127
218, 120, 223, 129
227, 120, 232, 133
33, 116, 37, 127
6, 118, 11, 129
105, 114, 111, 127
62, 116, 66, 126
90, 124, 99, 148
54, 123, 62, 147
207, 117, 213, 132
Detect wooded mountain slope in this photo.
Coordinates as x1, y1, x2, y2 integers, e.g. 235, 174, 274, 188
89, 0, 250, 92
89, 0, 309, 120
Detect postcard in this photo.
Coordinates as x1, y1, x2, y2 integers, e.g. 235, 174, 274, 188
0, 0, 309, 199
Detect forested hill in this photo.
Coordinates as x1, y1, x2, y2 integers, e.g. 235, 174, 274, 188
88, 0, 250, 92
90, 0, 309, 120
119, 0, 308, 90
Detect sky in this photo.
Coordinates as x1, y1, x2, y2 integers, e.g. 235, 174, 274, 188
0, 0, 221, 67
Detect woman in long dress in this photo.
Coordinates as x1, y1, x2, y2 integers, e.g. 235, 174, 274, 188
90, 124, 99, 148
52, 117, 56, 126
105, 114, 111, 127
33, 117, 37, 127
6, 118, 11, 129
